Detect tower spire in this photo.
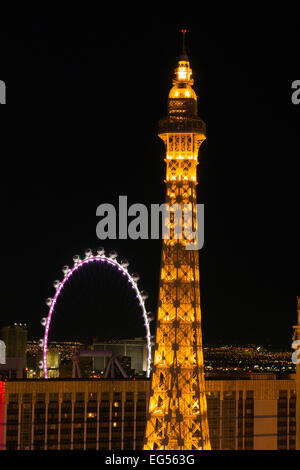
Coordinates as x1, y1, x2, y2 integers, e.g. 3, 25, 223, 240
179, 28, 188, 60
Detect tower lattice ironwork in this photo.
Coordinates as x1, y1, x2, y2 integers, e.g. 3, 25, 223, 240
144, 30, 211, 450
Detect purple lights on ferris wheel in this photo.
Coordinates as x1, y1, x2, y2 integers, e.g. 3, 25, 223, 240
41, 249, 153, 379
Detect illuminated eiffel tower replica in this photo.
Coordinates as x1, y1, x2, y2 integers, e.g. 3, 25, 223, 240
144, 30, 211, 450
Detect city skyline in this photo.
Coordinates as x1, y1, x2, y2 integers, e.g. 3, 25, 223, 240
1, 4, 300, 453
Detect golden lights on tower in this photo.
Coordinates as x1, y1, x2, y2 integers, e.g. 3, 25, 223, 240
143, 30, 211, 450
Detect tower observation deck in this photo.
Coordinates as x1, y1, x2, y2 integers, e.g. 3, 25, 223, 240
144, 30, 211, 450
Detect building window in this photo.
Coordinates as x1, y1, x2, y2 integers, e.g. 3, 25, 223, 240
289, 390, 296, 450
222, 391, 236, 450
244, 391, 254, 450
277, 390, 288, 450
206, 391, 220, 450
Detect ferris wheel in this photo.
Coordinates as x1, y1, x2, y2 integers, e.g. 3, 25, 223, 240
38, 248, 154, 378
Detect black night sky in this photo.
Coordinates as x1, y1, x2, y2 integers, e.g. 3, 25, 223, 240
0, 3, 299, 348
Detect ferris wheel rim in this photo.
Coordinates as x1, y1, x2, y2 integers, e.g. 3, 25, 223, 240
42, 252, 152, 379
